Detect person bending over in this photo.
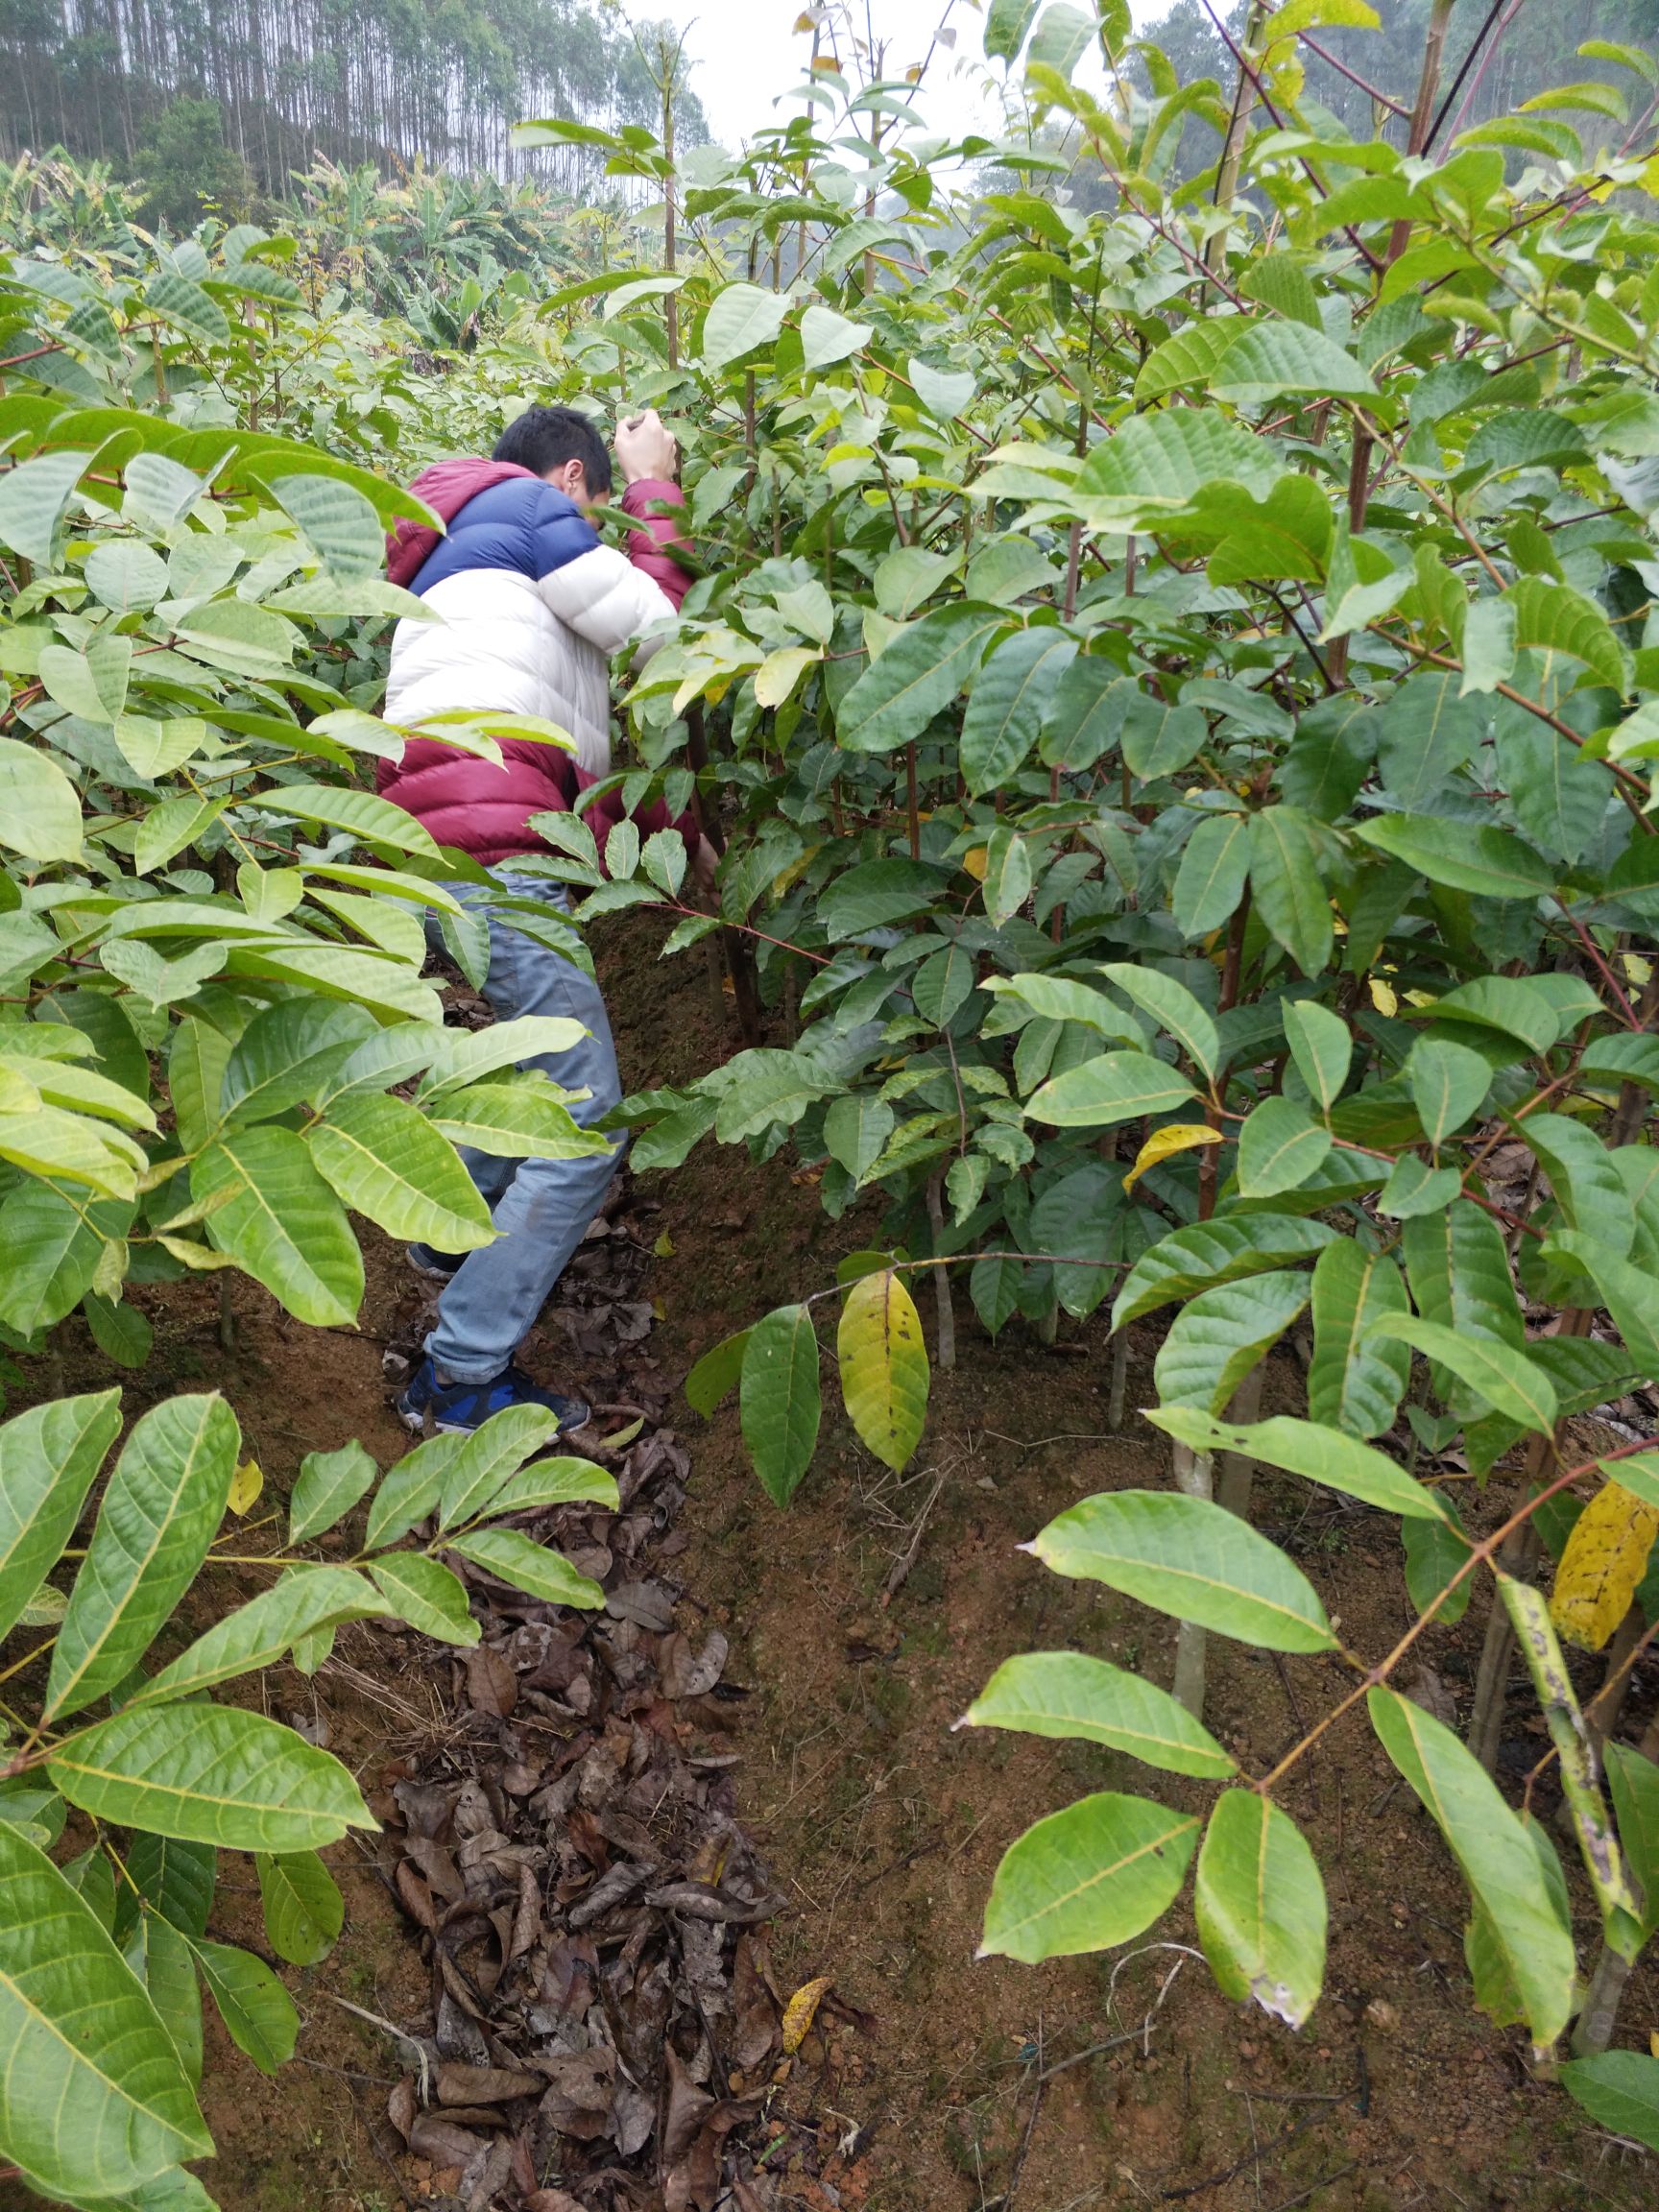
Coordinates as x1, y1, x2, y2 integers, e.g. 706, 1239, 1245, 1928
380, 402, 704, 1436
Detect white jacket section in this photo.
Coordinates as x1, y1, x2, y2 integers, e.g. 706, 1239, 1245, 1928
384, 552, 678, 778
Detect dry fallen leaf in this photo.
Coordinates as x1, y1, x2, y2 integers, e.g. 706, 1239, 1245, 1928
781, 1975, 833, 2055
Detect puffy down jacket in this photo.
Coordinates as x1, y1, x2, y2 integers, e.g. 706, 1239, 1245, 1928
379, 465, 694, 867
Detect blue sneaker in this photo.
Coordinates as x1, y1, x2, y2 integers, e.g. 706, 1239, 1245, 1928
397, 1356, 590, 1438
407, 1243, 465, 1283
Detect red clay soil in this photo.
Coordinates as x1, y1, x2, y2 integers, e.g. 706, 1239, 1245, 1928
7, 912, 1656, 2212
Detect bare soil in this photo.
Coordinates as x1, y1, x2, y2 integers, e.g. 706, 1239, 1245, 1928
9, 913, 1657, 2212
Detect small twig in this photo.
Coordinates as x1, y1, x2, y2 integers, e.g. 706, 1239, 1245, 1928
323, 1993, 434, 2103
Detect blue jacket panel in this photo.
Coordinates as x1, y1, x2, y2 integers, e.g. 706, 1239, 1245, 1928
409, 478, 599, 598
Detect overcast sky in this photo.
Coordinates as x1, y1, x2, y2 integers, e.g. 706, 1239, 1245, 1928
639, 0, 1163, 150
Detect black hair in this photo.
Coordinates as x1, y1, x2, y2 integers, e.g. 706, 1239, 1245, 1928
492, 404, 613, 494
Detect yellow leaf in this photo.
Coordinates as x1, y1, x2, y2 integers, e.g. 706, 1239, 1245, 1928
228, 1458, 263, 1516
781, 1975, 832, 2054
1121, 1123, 1221, 1193
1650, 2030, 1659, 2058
1368, 976, 1398, 1017
1550, 1481, 1659, 1651
962, 846, 989, 882
837, 1268, 929, 1474
654, 1230, 676, 1257
755, 645, 820, 711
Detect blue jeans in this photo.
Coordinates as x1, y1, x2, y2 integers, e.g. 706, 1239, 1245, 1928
423, 871, 623, 1382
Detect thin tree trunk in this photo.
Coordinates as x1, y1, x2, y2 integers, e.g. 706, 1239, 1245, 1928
1172, 1441, 1214, 1716
1107, 1328, 1130, 1432
1216, 1364, 1265, 1519
926, 1172, 955, 1372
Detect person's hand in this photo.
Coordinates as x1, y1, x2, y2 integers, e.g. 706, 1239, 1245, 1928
614, 408, 679, 487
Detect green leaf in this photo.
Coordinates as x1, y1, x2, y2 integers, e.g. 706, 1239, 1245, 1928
1025, 0, 1094, 78
685, 1328, 752, 1416
1372, 1316, 1558, 1431
1038, 656, 1130, 770
437, 1404, 565, 1529
1605, 1742, 1659, 1942
960, 630, 1075, 795
363, 1432, 465, 1551
1405, 1498, 1474, 1624
117, 1835, 215, 1942
0, 1820, 208, 2200
0, 734, 84, 863
800, 301, 872, 373
1523, 1113, 1634, 1261
908, 356, 978, 421
817, 858, 950, 938
478, 1455, 616, 1516
1238, 253, 1322, 329
1150, 1407, 1446, 1523
984, 0, 1040, 60
1153, 1270, 1312, 1413
1120, 696, 1207, 781
188, 1938, 297, 2076
85, 1295, 155, 1370
1283, 1000, 1351, 1113
981, 823, 1033, 926
288, 1442, 379, 1545
1376, 672, 1485, 808
740, 1304, 822, 1506
448, 1527, 606, 1609
984, 973, 1146, 1045
1309, 1238, 1411, 1438
1407, 1035, 1491, 1147
1210, 319, 1377, 403
367, 1552, 479, 1645
0, 1390, 122, 1644
271, 473, 383, 580
1114, 1215, 1335, 1326
1194, 1791, 1326, 2029
1172, 813, 1250, 937
126, 1567, 389, 1708
1367, 1687, 1575, 2045
1378, 1156, 1461, 1218
824, 1094, 896, 1182
45, 1394, 239, 1722
1508, 576, 1630, 692
1249, 809, 1332, 976
124, 1911, 203, 2089
0, 446, 98, 568
1236, 1095, 1332, 1197
191, 1127, 364, 1328
1031, 1489, 1335, 1651
1135, 316, 1249, 402
835, 604, 1004, 755
1559, 2052, 1659, 2152
963, 1651, 1235, 1777
1545, 1232, 1659, 1383
255, 1851, 344, 1968
306, 1091, 493, 1252
1027, 1049, 1197, 1127
979, 1791, 1200, 1964
1096, 964, 1217, 1079
428, 1080, 608, 1162
50, 1703, 375, 1851
220, 999, 379, 1125
836, 1267, 929, 1473
246, 781, 442, 863
1354, 813, 1556, 899
701, 280, 792, 371
1403, 1198, 1523, 1347
1072, 409, 1280, 519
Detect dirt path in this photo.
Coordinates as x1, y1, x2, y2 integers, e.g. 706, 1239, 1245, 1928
19, 918, 1657, 2212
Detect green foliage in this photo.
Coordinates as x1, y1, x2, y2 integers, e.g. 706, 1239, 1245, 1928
0, 1389, 611, 2200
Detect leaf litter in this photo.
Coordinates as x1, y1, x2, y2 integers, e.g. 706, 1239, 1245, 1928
373, 1165, 872, 2212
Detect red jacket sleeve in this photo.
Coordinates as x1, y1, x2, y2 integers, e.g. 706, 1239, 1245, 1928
620, 479, 692, 612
